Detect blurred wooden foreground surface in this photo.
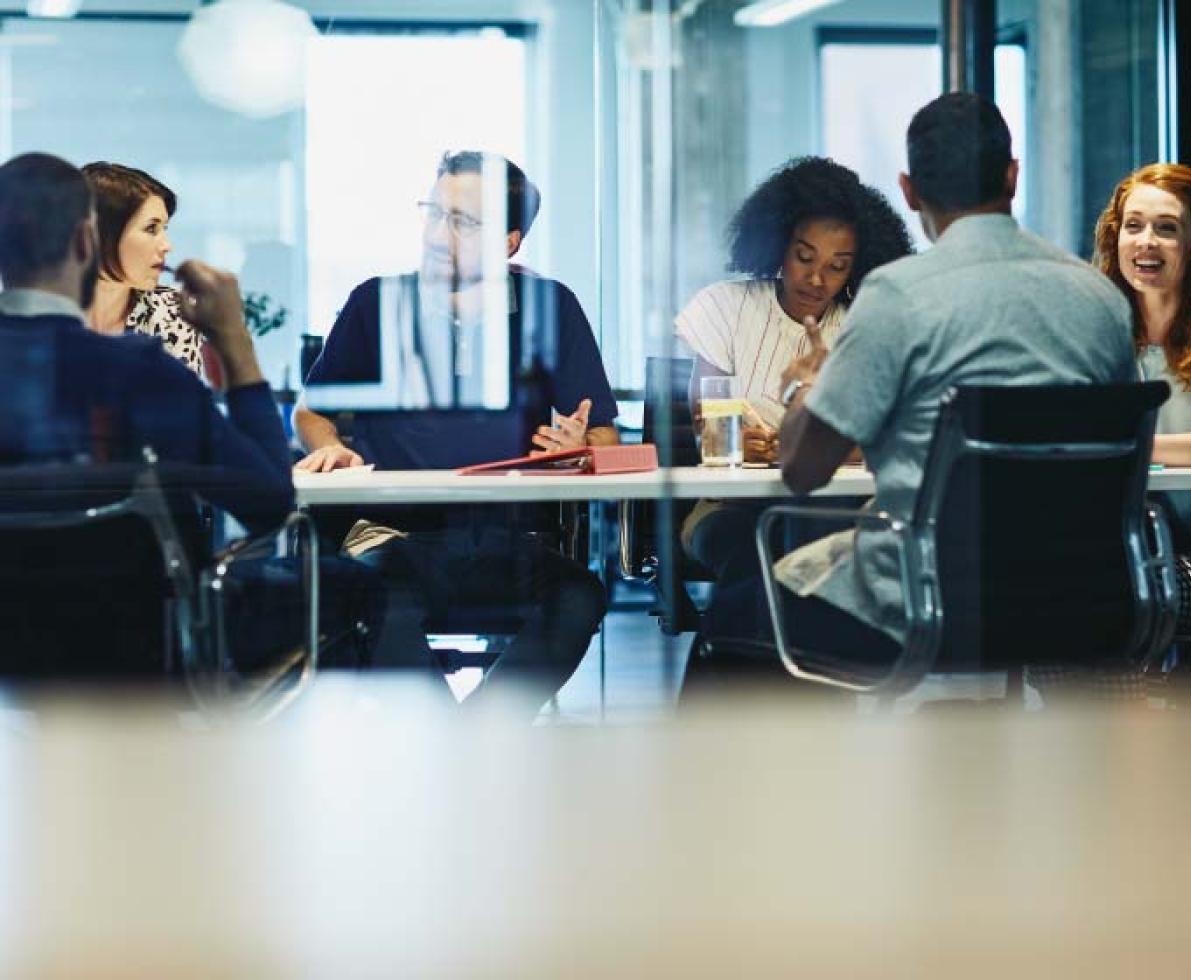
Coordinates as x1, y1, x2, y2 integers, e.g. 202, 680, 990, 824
1, 679, 1189, 978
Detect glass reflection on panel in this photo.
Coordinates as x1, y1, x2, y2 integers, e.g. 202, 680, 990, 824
303, 31, 529, 413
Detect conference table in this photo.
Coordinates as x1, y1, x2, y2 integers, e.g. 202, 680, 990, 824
292, 463, 1191, 507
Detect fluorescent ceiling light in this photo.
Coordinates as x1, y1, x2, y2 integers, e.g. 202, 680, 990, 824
733, 0, 845, 28
26, 0, 82, 17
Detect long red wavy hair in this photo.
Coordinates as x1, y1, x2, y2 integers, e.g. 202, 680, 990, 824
1093, 162, 1191, 387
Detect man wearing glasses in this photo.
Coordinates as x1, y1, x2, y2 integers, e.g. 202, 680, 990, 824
296, 150, 618, 470
294, 151, 617, 718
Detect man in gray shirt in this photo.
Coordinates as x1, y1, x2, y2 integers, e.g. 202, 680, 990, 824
773, 92, 1136, 667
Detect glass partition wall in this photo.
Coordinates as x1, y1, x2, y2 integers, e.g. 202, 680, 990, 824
593, 0, 1175, 717
0, 0, 1176, 720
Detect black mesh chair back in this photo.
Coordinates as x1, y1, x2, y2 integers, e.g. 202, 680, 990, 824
0, 462, 202, 681
914, 382, 1170, 675
757, 381, 1177, 696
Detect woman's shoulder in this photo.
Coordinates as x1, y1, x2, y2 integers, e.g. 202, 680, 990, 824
692, 278, 770, 302
128, 286, 183, 325
679, 278, 772, 321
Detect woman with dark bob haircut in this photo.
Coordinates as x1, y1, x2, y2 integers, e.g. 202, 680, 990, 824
83, 162, 203, 375
675, 156, 912, 624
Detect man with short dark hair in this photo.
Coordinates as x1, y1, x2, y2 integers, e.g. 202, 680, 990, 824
293, 151, 615, 717
761, 92, 1136, 666
0, 151, 292, 528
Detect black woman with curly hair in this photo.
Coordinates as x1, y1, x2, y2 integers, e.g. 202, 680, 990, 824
675, 156, 912, 603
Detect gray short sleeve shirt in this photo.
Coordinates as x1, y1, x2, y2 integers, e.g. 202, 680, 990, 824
777, 214, 1136, 643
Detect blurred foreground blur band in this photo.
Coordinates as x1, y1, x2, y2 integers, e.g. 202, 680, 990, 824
1, 681, 1189, 979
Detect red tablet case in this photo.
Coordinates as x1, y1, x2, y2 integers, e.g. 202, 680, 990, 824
457, 443, 659, 476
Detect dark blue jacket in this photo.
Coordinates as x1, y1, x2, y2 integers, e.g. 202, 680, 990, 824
0, 313, 293, 531
306, 269, 618, 470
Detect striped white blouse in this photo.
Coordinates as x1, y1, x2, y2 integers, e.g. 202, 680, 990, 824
674, 279, 844, 429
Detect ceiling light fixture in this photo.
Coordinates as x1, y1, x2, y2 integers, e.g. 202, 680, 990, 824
26, 0, 82, 18
733, 0, 845, 28
177, 0, 317, 119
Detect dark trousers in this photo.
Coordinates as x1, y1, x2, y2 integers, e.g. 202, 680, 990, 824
701, 573, 899, 672
358, 526, 606, 719
681, 499, 770, 588
224, 556, 388, 673
683, 497, 887, 683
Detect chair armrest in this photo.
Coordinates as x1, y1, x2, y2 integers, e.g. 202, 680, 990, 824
1143, 502, 1179, 665
618, 499, 654, 581
754, 503, 935, 695
204, 510, 320, 717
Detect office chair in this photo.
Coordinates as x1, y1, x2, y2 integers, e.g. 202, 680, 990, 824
755, 382, 1178, 697
0, 452, 319, 717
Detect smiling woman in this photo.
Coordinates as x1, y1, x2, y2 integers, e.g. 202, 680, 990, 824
1095, 163, 1191, 465
81, 162, 204, 376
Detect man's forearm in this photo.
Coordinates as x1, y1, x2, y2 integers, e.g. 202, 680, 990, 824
211, 332, 265, 389
778, 405, 856, 496
294, 403, 344, 452
1153, 433, 1191, 466
586, 425, 620, 447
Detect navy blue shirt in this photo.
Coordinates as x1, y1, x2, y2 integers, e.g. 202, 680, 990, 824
306, 269, 617, 470
0, 313, 293, 531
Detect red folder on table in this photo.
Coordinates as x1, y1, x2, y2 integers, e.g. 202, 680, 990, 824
458, 443, 658, 476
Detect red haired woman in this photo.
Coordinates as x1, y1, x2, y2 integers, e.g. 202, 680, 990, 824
1090, 163, 1191, 691
1094, 163, 1191, 463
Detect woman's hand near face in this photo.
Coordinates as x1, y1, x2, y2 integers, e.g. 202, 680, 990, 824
780, 315, 829, 394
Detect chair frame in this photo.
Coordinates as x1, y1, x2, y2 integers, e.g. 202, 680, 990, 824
756, 385, 1179, 696
0, 451, 319, 716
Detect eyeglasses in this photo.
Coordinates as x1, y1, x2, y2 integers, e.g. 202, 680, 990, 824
416, 200, 483, 237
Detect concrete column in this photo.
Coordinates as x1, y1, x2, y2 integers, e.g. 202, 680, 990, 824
942, 0, 996, 96
1033, 0, 1080, 253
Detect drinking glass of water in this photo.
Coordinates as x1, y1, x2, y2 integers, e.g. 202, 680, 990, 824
699, 376, 744, 467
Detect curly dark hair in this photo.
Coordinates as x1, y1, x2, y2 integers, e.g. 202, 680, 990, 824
727, 156, 914, 306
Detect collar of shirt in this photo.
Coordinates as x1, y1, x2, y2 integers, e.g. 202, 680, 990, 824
936, 212, 1019, 247
0, 288, 87, 324
416, 275, 518, 324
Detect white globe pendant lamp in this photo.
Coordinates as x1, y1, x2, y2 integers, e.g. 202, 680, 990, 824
177, 0, 318, 119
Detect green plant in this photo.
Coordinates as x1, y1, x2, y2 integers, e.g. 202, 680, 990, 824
242, 291, 289, 338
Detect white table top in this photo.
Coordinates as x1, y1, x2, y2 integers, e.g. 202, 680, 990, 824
293, 463, 1191, 507
293, 464, 869, 505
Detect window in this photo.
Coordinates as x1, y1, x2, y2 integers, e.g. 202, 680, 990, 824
305, 29, 528, 334
820, 28, 1028, 246
0, 13, 530, 386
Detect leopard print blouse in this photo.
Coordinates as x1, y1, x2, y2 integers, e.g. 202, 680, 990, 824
125, 287, 203, 376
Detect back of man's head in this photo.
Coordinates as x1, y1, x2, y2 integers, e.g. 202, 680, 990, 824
906, 92, 1012, 212
0, 153, 91, 286
437, 150, 542, 238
